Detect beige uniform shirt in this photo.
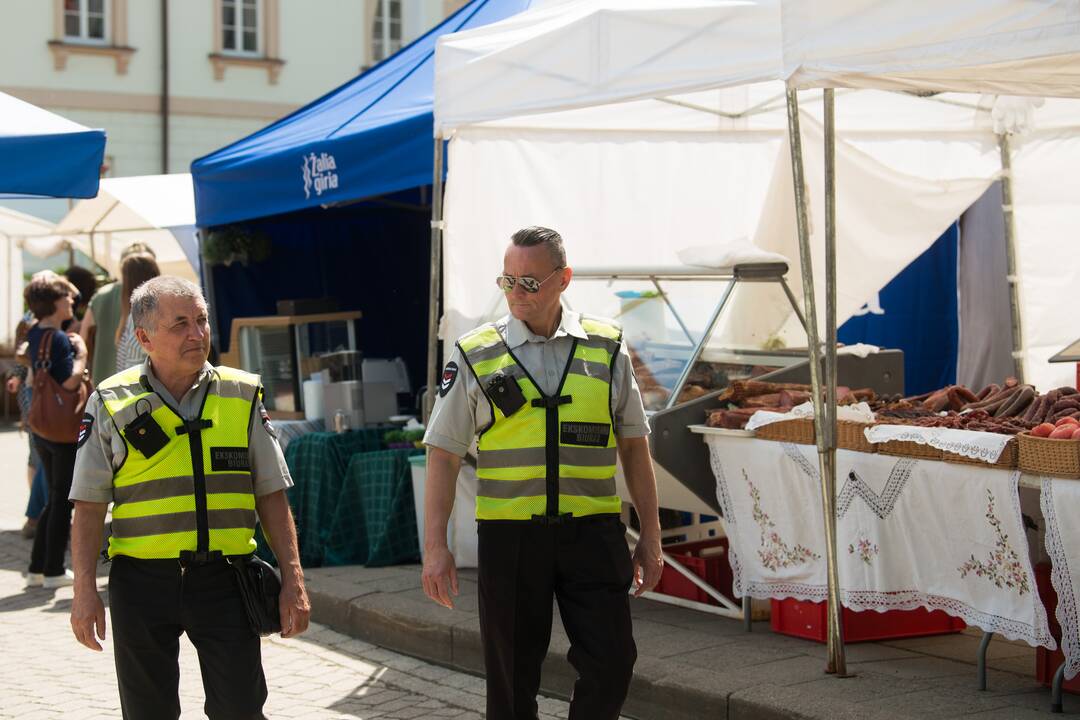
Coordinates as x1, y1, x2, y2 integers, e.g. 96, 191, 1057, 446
70, 359, 293, 503
423, 307, 649, 458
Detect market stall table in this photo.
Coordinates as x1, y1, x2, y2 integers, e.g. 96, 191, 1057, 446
280, 429, 420, 568
696, 427, 1080, 708
695, 429, 1053, 648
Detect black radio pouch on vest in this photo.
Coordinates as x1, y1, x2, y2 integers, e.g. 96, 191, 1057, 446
486, 373, 527, 417
123, 411, 170, 458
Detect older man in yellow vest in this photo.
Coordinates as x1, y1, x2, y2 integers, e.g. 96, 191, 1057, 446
423, 226, 664, 720
68, 276, 309, 720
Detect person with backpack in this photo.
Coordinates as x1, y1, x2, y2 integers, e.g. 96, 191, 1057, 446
24, 272, 89, 589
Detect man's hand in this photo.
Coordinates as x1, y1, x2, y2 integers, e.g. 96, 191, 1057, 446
279, 577, 311, 638
421, 545, 459, 609
631, 529, 664, 597
5, 375, 20, 394
71, 587, 107, 651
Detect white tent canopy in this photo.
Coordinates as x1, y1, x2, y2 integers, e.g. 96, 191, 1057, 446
0, 207, 53, 350
25, 174, 199, 283
433, 0, 1080, 392
435, 0, 1080, 132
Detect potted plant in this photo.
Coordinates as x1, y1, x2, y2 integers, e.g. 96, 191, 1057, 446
202, 225, 271, 267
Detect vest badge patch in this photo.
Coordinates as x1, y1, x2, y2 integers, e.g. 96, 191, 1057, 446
260, 406, 277, 438
210, 447, 251, 472
440, 361, 459, 397
560, 421, 610, 448
77, 413, 94, 449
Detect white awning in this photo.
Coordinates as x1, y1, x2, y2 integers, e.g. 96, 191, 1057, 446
27, 174, 199, 282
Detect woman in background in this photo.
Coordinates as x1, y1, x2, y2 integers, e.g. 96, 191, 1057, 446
114, 252, 160, 372
24, 273, 87, 589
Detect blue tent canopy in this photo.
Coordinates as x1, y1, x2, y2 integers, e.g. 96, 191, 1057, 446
191, 0, 532, 228
0, 91, 106, 199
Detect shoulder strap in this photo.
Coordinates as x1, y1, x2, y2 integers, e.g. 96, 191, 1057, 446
34, 329, 55, 368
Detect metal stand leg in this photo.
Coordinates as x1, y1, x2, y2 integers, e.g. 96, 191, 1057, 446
744, 598, 752, 632
1052, 662, 1065, 713
977, 632, 993, 690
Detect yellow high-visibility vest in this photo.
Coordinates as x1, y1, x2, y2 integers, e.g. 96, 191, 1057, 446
96, 365, 260, 559
459, 316, 622, 521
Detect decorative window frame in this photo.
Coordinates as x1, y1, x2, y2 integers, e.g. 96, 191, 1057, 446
220, 0, 261, 57
369, 0, 403, 65
209, 0, 284, 84
63, 0, 109, 45
48, 0, 135, 75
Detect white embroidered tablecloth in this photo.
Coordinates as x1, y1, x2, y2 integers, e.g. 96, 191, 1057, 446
705, 435, 1054, 648
1042, 477, 1080, 677
863, 425, 1014, 464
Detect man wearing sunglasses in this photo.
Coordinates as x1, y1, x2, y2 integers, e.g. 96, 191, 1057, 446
422, 226, 663, 720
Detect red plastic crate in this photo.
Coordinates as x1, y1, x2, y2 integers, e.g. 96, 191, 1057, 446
770, 598, 966, 644
653, 538, 735, 606
1034, 562, 1080, 692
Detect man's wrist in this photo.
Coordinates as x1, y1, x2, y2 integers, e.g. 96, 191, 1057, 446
73, 577, 98, 594
637, 522, 662, 539
424, 537, 450, 552
279, 563, 304, 585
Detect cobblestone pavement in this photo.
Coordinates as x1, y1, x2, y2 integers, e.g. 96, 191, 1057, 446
0, 425, 574, 719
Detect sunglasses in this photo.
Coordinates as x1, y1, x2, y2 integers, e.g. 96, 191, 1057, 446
495, 267, 565, 294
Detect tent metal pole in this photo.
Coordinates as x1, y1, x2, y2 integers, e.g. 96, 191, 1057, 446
785, 87, 846, 677
998, 133, 1025, 384
822, 88, 847, 676
424, 136, 446, 423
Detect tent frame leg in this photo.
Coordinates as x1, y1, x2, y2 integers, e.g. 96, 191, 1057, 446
424, 136, 446, 423
977, 631, 993, 690
1052, 661, 1065, 713
997, 133, 1025, 383
625, 527, 742, 618
785, 86, 847, 678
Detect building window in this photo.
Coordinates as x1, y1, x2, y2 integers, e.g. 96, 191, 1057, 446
222, 0, 259, 55
372, 0, 402, 62
64, 0, 108, 44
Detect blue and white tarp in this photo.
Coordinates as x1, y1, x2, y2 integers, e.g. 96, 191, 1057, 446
191, 0, 532, 228
0, 91, 105, 199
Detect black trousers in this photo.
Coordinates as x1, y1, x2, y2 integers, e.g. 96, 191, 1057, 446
478, 515, 637, 720
28, 437, 76, 577
108, 556, 268, 720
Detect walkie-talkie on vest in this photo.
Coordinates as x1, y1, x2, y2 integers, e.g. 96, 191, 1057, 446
123, 398, 170, 458
486, 373, 527, 416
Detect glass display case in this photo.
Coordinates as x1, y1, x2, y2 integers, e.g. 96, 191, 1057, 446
220, 311, 362, 419
570, 264, 808, 412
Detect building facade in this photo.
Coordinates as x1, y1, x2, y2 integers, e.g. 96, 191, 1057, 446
0, 0, 464, 181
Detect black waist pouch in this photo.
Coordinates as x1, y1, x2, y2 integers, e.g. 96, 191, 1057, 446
227, 554, 282, 637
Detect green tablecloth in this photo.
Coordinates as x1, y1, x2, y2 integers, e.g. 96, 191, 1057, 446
267, 429, 421, 568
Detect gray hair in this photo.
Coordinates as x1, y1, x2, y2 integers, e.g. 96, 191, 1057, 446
511, 226, 567, 269
131, 276, 207, 331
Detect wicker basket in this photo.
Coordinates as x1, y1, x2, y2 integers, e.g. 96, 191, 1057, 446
942, 437, 1018, 469
877, 439, 944, 462
837, 421, 876, 454
1018, 432, 1080, 478
753, 418, 815, 445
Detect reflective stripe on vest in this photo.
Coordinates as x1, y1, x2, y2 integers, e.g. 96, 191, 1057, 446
459, 316, 622, 521
97, 365, 260, 559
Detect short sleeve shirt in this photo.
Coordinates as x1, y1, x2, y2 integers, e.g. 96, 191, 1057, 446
70, 359, 293, 503
87, 282, 121, 387
423, 307, 650, 458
